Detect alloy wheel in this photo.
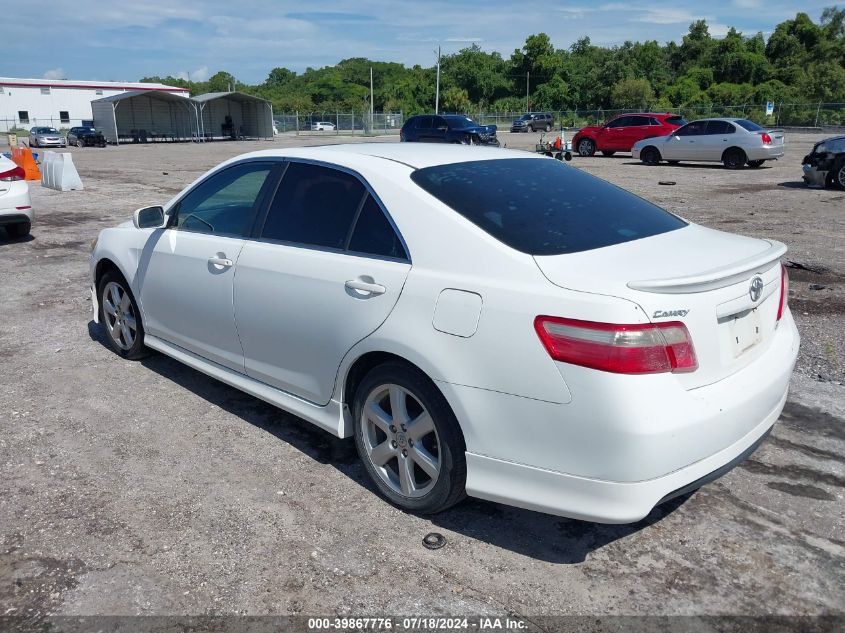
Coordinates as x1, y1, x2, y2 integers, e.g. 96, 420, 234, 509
102, 281, 138, 351
837, 164, 845, 189
360, 384, 441, 498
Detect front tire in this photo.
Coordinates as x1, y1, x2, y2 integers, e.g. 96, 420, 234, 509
76, 139, 84, 148
577, 138, 596, 157
353, 361, 467, 515
98, 271, 148, 360
545, 123, 552, 132
641, 146, 661, 165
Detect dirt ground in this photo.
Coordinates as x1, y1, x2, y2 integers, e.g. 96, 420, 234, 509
0, 132, 843, 627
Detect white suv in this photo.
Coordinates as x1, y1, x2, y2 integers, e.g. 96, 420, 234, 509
0, 155, 32, 238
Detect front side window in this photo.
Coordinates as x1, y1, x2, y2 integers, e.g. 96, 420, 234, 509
675, 121, 707, 136
411, 158, 686, 256
172, 162, 273, 237
607, 116, 631, 128
628, 115, 652, 127
262, 162, 365, 249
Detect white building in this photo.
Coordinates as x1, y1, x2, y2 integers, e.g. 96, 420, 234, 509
0, 77, 189, 132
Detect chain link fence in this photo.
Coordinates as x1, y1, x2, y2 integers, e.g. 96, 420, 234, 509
274, 112, 404, 135
1, 117, 92, 136
469, 104, 845, 129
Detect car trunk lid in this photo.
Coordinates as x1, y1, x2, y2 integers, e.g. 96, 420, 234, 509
534, 224, 786, 389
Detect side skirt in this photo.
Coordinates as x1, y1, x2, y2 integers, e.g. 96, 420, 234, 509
144, 335, 349, 437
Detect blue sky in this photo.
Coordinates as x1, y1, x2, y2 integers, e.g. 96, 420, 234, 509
2, 1, 836, 84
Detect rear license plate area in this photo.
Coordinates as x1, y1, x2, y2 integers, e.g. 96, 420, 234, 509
728, 308, 762, 357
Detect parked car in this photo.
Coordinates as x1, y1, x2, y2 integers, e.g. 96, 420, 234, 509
572, 113, 686, 156
0, 155, 33, 238
67, 126, 106, 148
632, 118, 785, 169
510, 112, 554, 133
28, 126, 66, 148
90, 144, 798, 523
400, 115, 499, 145
311, 122, 336, 131
802, 135, 845, 189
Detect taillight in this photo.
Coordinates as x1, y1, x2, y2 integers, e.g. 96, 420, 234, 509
534, 316, 698, 375
761, 132, 772, 144
0, 165, 25, 181
776, 263, 789, 322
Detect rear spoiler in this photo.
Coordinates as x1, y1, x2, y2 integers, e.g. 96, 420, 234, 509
628, 240, 786, 294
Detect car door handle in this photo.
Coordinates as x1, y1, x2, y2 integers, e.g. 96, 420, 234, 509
208, 255, 233, 268
345, 279, 386, 295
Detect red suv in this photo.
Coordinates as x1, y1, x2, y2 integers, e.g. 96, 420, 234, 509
572, 113, 686, 157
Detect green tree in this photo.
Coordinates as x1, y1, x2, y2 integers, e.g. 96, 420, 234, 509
610, 78, 654, 108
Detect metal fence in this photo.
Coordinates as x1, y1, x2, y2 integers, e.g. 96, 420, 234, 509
466, 103, 845, 129
274, 112, 404, 135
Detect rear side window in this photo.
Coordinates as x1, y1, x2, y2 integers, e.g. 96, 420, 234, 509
262, 162, 365, 249
629, 116, 651, 126
348, 195, 407, 260
705, 120, 736, 134
411, 158, 686, 256
735, 119, 764, 132
665, 116, 687, 126
606, 116, 631, 128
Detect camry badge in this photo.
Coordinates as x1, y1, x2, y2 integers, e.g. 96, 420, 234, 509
652, 309, 689, 318
749, 276, 764, 302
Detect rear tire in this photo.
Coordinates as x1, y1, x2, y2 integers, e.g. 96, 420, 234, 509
577, 138, 596, 157
641, 146, 661, 165
353, 361, 467, 515
545, 123, 552, 132
97, 270, 149, 360
723, 148, 747, 170
5, 222, 30, 238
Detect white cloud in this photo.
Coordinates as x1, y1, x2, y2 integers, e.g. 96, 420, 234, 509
176, 65, 209, 82
43, 68, 65, 80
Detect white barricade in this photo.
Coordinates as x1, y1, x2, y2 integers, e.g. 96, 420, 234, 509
40, 151, 84, 191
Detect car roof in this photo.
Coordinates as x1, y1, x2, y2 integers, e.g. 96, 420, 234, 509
232, 143, 537, 170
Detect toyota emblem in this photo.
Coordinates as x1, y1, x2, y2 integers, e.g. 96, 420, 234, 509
749, 276, 764, 302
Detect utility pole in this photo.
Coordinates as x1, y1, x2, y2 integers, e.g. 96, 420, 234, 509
370, 67, 374, 130
435, 46, 441, 114
526, 71, 530, 112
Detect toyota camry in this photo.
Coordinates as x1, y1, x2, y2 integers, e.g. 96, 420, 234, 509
90, 144, 799, 523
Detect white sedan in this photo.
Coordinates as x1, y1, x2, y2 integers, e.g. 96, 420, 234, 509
632, 118, 785, 169
0, 155, 33, 238
311, 122, 336, 131
89, 144, 799, 523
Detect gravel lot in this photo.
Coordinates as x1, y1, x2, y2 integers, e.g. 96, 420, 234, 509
0, 132, 843, 627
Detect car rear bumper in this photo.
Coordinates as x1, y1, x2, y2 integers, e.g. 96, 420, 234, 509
446, 309, 799, 523
0, 181, 33, 224
747, 145, 785, 160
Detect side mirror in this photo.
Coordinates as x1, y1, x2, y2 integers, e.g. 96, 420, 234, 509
133, 205, 166, 229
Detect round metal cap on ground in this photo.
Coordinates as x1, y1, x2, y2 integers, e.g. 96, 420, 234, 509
422, 532, 447, 550
658, 181, 676, 186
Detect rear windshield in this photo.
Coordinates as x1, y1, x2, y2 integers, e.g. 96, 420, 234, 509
410, 158, 687, 255
665, 116, 687, 126
735, 119, 764, 131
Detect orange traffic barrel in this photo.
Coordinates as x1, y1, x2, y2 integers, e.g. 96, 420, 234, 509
11, 147, 41, 181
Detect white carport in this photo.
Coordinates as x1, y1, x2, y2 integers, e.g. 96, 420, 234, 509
192, 92, 274, 141
91, 90, 198, 144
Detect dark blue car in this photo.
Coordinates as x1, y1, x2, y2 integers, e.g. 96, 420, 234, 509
400, 115, 499, 146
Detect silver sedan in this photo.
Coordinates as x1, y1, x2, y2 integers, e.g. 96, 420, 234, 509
632, 118, 784, 169
28, 127, 67, 148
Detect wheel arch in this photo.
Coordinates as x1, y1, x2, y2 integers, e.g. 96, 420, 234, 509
721, 146, 747, 161
641, 144, 662, 160
338, 348, 466, 442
